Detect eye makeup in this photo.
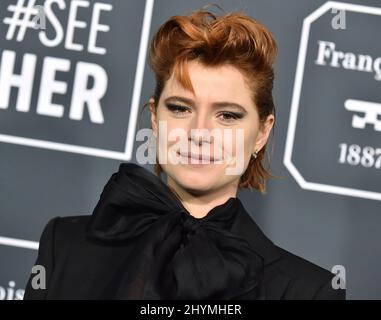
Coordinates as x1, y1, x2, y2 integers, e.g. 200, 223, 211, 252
165, 103, 246, 122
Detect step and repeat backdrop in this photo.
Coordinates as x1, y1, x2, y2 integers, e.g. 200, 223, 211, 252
0, 0, 380, 299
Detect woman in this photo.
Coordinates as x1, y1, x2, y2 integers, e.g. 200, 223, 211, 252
24, 7, 345, 300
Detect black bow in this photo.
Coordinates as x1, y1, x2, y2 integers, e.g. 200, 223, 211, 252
86, 162, 264, 299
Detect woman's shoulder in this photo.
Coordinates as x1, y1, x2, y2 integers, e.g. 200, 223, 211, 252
37, 215, 134, 270
265, 243, 346, 299
274, 245, 335, 281
39, 215, 91, 246
41, 215, 142, 254
41, 215, 126, 248
51, 215, 91, 229
47, 215, 91, 234
232, 207, 345, 299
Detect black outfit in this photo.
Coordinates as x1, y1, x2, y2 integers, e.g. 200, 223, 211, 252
24, 163, 345, 300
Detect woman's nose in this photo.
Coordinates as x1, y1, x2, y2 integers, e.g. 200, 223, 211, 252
190, 129, 210, 145
189, 112, 213, 144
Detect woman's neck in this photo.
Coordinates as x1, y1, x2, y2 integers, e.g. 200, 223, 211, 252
167, 177, 238, 219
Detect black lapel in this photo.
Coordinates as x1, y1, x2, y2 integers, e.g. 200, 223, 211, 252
231, 200, 281, 265
231, 200, 292, 299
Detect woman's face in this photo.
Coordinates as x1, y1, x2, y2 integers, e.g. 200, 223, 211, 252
150, 60, 274, 196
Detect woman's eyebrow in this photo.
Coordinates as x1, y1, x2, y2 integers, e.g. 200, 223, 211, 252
164, 96, 193, 105
164, 96, 248, 113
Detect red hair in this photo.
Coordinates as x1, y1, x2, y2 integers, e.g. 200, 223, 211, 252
143, 4, 281, 194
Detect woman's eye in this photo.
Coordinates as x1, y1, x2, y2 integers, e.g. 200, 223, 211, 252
166, 104, 190, 115
165, 104, 244, 122
218, 112, 243, 122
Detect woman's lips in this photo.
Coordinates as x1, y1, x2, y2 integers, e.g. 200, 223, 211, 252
177, 150, 221, 162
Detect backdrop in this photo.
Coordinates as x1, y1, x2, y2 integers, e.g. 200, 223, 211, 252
0, 0, 380, 300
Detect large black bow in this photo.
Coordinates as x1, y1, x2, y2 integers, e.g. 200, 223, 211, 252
86, 162, 264, 299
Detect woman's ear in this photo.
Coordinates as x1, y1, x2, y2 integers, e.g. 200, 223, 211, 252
149, 97, 158, 137
253, 114, 275, 153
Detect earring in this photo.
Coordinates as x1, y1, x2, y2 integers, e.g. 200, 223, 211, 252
252, 149, 259, 159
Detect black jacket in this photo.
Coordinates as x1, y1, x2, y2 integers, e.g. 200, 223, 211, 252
23, 164, 345, 300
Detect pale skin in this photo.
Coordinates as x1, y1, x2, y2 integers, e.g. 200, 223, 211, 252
149, 60, 274, 219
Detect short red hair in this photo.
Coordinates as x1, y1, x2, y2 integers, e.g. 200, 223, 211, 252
144, 4, 280, 194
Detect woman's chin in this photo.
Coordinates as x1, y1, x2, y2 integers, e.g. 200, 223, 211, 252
169, 169, 221, 192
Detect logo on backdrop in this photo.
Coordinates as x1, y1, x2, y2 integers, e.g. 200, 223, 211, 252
0, 0, 154, 160
0, 280, 24, 300
284, 1, 381, 201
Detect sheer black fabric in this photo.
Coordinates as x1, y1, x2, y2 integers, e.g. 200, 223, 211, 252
86, 163, 264, 299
